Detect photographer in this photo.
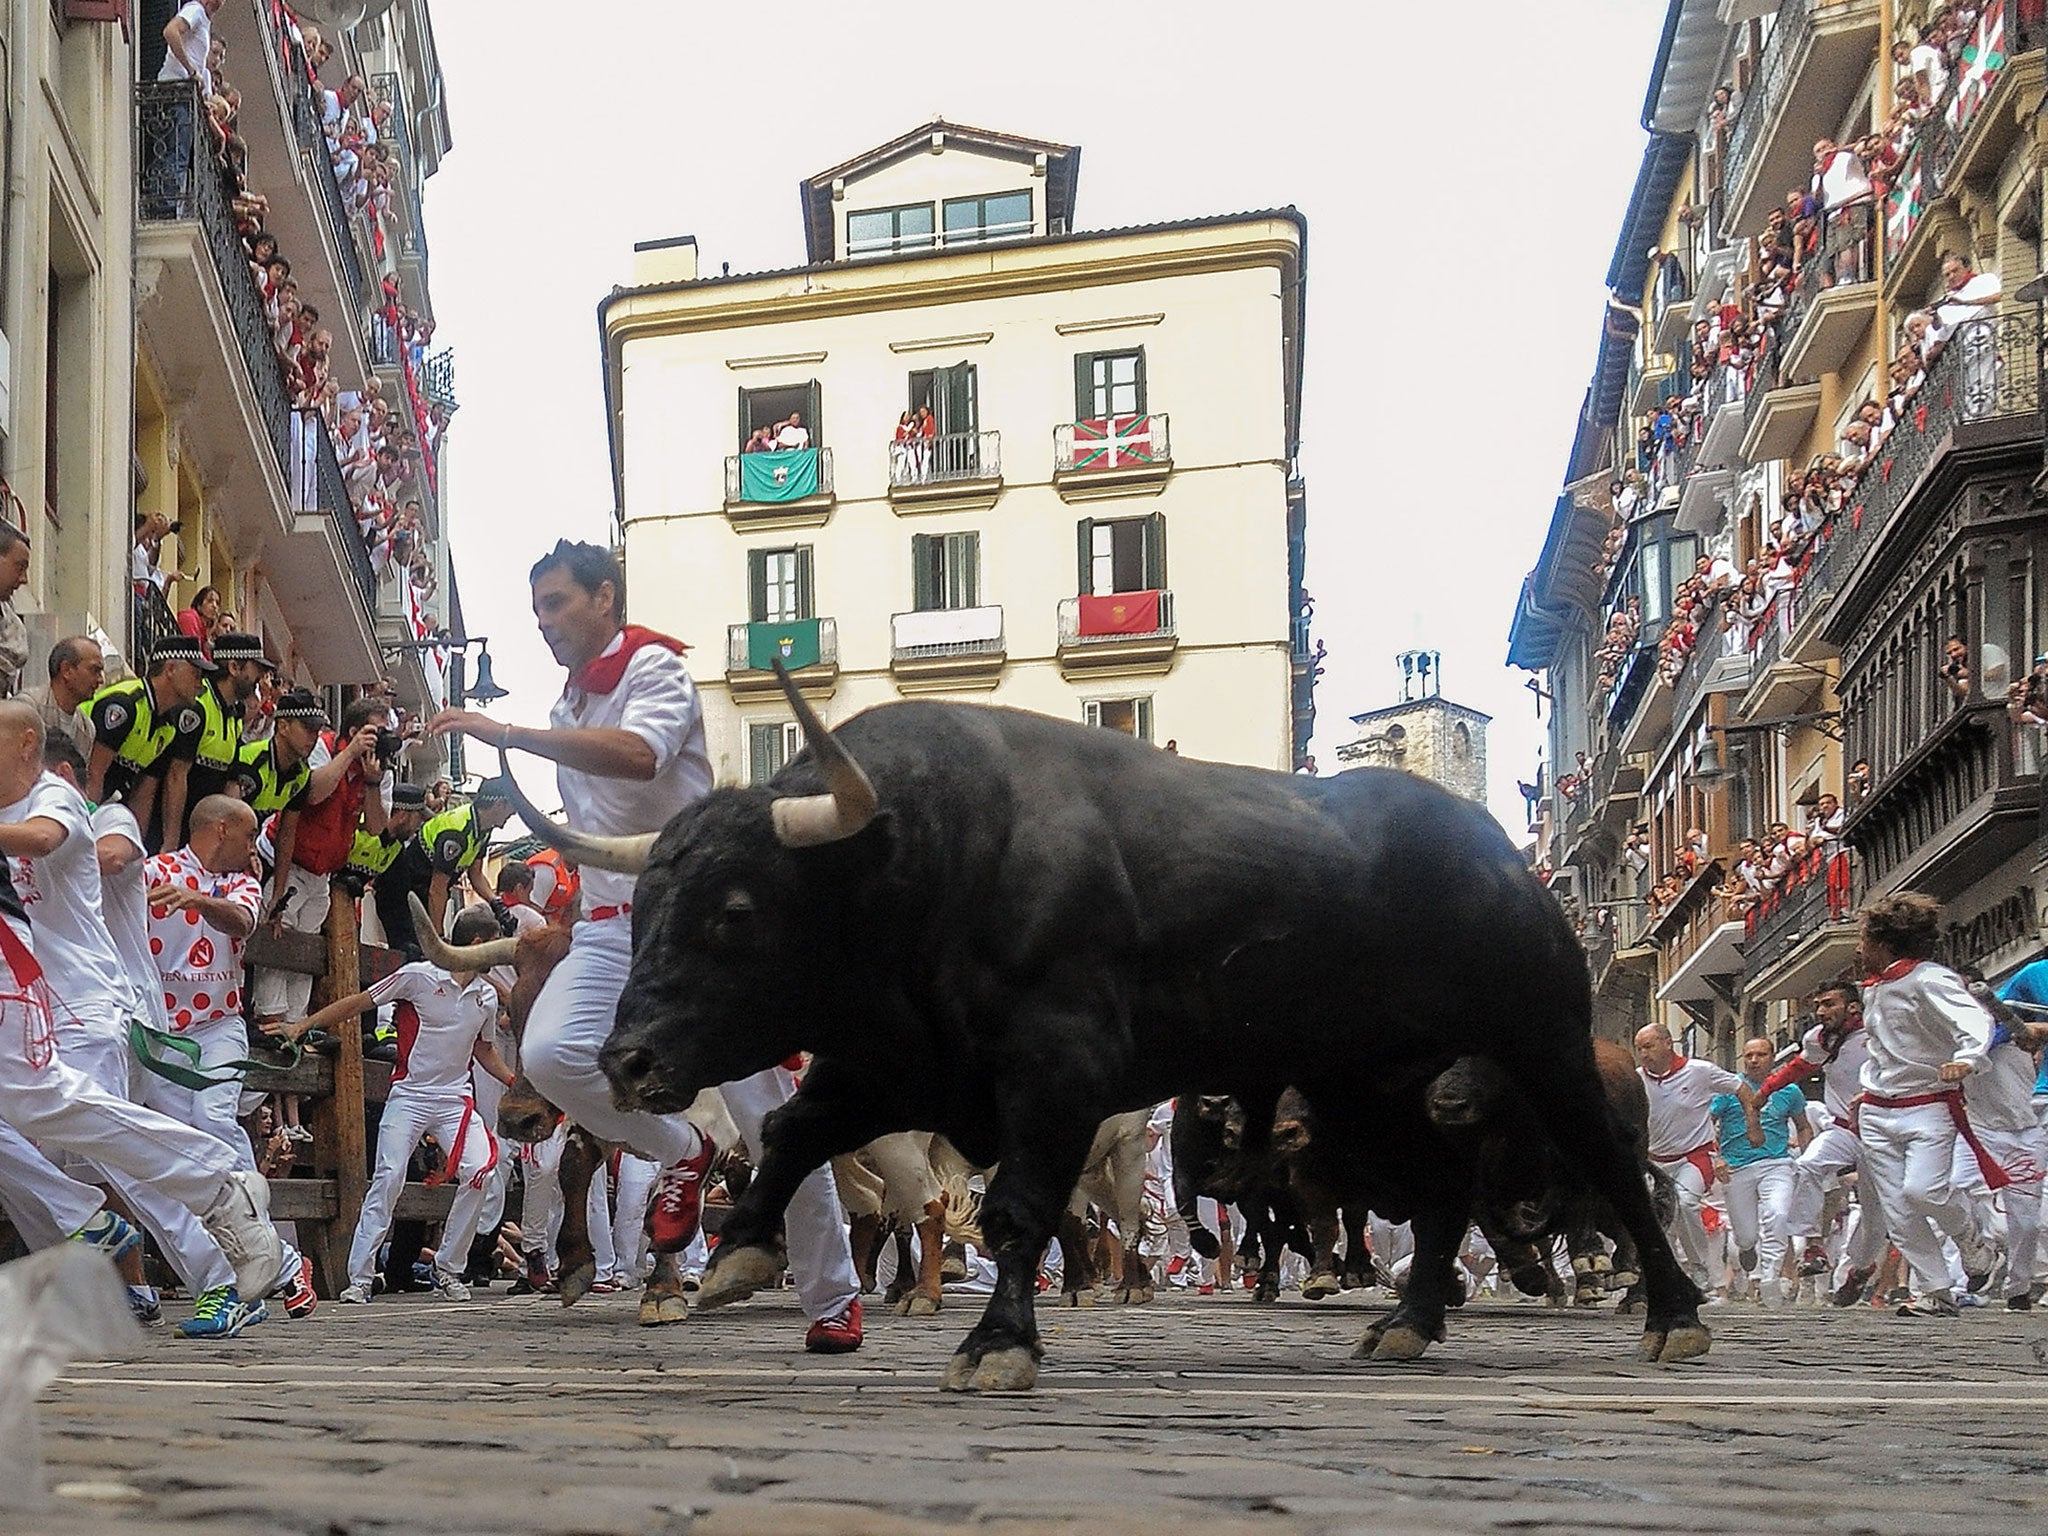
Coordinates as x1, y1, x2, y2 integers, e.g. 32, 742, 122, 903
249, 693, 393, 1041
2007, 653, 2048, 731
1941, 634, 1972, 703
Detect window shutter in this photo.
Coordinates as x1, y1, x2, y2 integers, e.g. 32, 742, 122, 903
1135, 698, 1153, 743
1075, 518, 1094, 596
952, 533, 980, 608
749, 724, 772, 785
1083, 700, 1101, 728
747, 549, 768, 624
911, 533, 935, 612
805, 379, 823, 445
1131, 348, 1148, 415
1073, 353, 1094, 420
1142, 512, 1167, 590
737, 385, 751, 449
795, 545, 815, 620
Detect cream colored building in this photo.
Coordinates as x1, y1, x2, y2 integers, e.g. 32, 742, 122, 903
601, 121, 1314, 783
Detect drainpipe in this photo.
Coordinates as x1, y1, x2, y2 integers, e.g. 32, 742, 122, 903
2, 0, 36, 492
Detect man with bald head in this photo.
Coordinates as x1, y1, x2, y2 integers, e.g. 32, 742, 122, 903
1710, 1038, 1812, 1306
1634, 1023, 1761, 1293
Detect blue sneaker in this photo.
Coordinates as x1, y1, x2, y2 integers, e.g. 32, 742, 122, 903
176, 1286, 268, 1339
69, 1210, 141, 1263
128, 1286, 164, 1326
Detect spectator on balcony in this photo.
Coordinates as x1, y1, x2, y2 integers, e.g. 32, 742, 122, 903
1932, 252, 2003, 340
1624, 824, 1651, 878
1813, 139, 1873, 215
132, 513, 189, 601
177, 586, 222, 650
743, 426, 772, 455
775, 413, 813, 451
2007, 655, 2048, 731
158, 0, 223, 95
1942, 634, 1974, 701
891, 412, 917, 481
1809, 793, 1847, 851
1896, 32, 1950, 108
0, 523, 29, 697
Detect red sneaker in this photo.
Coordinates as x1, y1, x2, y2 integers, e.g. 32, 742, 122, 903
281, 1254, 318, 1319
804, 1298, 863, 1354
650, 1131, 715, 1253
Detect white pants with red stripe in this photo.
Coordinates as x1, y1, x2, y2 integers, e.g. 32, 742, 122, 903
1654, 1151, 1715, 1286
349, 1087, 497, 1290
520, 913, 858, 1321
1860, 1100, 1976, 1296
0, 1118, 104, 1247
1722, 1158, 1797, 1301
517, 1120, 565, 1264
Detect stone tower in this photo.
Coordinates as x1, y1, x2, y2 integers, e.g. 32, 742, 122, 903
1335, 651, 1490, 803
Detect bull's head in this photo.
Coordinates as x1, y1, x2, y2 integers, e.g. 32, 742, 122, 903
499, 662, 887, 1115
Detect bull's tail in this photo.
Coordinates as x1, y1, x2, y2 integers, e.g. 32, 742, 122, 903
1645, 1161, 1678, 1230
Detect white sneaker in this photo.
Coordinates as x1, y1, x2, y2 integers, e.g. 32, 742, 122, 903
338, 1284, 371, 1304
432, 1275, 471, 1301
199, 1172, 284, 1300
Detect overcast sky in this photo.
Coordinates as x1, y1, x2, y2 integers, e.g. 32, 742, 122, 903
423, 0, 1671, 830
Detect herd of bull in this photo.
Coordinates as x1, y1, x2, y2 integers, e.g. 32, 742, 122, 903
424, 667, 1706, 1392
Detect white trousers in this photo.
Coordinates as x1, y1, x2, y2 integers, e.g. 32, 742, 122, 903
0, 1119, 103, 1246
1658, 1154, 1715, 1284
610, 1152, 659, 1283
250, 865, 331, 1023
1860, 1100, 1974, 1296
518, 1121, 565, 1263
521, 914, 858, 1321
349, 1088, 497, 1289
1723, 1159, 1797, 1301
470, 1064, 513, 1238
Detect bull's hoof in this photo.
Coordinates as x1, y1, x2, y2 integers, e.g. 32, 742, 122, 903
1370, 1323, 1434, 1361
882, 1282, 912, 1307
556, 1260, 597, 1307
638, 1289, 689, 1327
896, 1291, 942, 1318
1615, 1294, 1644, 1315
695, 1244, 781, 1310
1115, 1283, 1154, 1306
1573, 1282, 1604, 1307
1544, 1288, 1570, 1309
1059, 1288, 1095, 1308
1303, 1270, 1341, 1300
1590, 1254, 1613, 1276
940, 1346, 1039, 1393
1610, 1268, 1640, 1291
1253, 1276, 1280, 1304
1651, 1323, 1712, 1363
1508, 1265, 1550, 1299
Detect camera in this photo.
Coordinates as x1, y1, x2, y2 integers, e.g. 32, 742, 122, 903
376, 727, 404, 767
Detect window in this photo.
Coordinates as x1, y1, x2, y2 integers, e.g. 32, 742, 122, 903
942, 190, 1032, 246
1076, 514, 1165, 595
1074, 349, 1146, 419
846, 202, 935, 258
911, 532, 980, 611
748, 721, 803, 785
907, 362, 978, 436
1085, 697, 1153, 741
737, 380, 822, 451
747, 546, 814, 624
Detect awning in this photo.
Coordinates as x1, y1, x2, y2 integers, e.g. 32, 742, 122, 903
1658, 920, 1748, 1003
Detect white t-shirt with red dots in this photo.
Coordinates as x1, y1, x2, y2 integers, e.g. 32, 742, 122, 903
145, 847, 262, 1031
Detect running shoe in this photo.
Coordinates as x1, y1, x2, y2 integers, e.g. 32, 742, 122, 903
69, 1210, 142, 1263
338, 1284, 371, 1304
197, 1172, 283, 1300
128, 1286, 164, 1326
177, 1287, 267, 1338
2008, 1293, 2034, 1312
431, 1274, 471, 1301
1897, 1292, 1961, 1318
650, 1131, 715, 1253
803, 1298, 864, 1354
278, 1254, 318, 1319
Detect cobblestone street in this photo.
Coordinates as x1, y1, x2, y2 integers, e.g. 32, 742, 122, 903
14, 1285, 2048, 1536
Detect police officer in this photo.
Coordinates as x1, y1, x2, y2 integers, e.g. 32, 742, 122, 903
163, 632, 274, 848
373, 778, 515, 960
231, 688, 325, 820
84, 636, 214, 845
343, 783, 430, 1060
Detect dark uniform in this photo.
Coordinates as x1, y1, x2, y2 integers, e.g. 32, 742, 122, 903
175, 681, 247, 808
87, 677, 203, 802
374, 802, 488, 961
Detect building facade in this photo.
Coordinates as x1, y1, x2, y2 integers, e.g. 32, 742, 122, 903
0, 3, 463, 774
600, 122, 1314, 782
1509, 0, 2048, 1061
1336, 652, 1491, 803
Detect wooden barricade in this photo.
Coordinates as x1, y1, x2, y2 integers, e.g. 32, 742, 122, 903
243, 889, 454, 1299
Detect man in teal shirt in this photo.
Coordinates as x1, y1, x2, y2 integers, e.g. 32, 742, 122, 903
1996, 959, 2048, 1127
1711, 1037, 1812, 1307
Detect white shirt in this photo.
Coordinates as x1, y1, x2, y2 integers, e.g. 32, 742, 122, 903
551, 635, 713, 910
368, 960, 497, 1096
3, 773, 132, 1031
1859, 960, 1992, 1098
774, 422, 812, 450
1640, 1056, 1745, 1158
93, 803, 169, 1033
1964, 1037, 2041, 1133
1909, 41, 1948, 103
1817, 149, 1871, 212
155, 2, 213, 92
489, 900, 547, 995
1935, 271, 2002, 329
1796, 1018, 1871, 1126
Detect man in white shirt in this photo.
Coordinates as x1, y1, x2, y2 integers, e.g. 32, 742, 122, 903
429, 541, 863, 1351
273, 906, 516, 1302
1854, 893, 2001, 1315
158, 0, 222, 93
1956, 981, 2048, 1311
774, 413, 812, 451
1633, 1023, 1759, 1290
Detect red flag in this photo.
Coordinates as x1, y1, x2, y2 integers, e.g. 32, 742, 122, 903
1077, 591, 1161, 636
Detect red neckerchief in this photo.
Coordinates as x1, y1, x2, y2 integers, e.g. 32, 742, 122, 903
1865, 958, 1920, 985
570, 626, 689, 696
1644, 1055, 1689, 1083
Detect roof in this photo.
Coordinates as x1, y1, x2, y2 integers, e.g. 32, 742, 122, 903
1348, 696, 1493, 728
1642, 0, 1729, 135
799, 120, 1081, 264
1604, 133, 1694, 299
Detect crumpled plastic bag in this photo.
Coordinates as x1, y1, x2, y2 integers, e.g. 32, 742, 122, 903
0, 1244, 141, 1510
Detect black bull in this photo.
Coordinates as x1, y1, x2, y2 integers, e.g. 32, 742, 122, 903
506, 677, 1705, 1391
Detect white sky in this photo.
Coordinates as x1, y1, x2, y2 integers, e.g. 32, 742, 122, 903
422, 0, 1672, 830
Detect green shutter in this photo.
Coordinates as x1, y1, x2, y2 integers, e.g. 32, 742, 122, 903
737, 386, 751, 449
1142, 512, 1166, 590
747, 549, 768, 623
1075, 518, 1094, 596
1135, 698, 1153, 743
1131, 348, 1148, 415
949, 533, 980, 609
804, 379, 823, 446
795, 545, 815, 620
749, 724, 773, 785
1073, 352, 1094, 420
911, 533, 935, 612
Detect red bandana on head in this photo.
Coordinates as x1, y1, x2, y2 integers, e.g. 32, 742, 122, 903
570, 626, 689, 696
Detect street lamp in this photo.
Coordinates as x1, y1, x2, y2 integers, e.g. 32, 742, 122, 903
1685, 711, 1843, 790
382, 634, 510, 705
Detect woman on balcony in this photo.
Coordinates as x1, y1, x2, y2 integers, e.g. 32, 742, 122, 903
177, 587, 223, 653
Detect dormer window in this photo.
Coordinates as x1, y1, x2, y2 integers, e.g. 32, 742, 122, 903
942, 190, 1033, 247
847, 202, 936, 258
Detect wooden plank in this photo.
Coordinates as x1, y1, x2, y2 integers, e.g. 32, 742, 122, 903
244, 927, 326, 977
266, 1178, 340, 1223
394, 1183, 456, 1223
244, 1052, 335, 1098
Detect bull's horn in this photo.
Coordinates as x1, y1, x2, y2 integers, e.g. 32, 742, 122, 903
768, 660, 878, 848
493, 749, 659, 875
409, 893, 521, 970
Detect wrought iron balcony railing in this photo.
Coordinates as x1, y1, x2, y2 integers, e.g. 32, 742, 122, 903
291, 411, 377, 620
1053, 414, 1170, 474
282, 58, 369, 316
1741, 847, 1855, 980
1906, 0, 2048, 213
1719, 0, 1815, 211
889, 430, 1001, 488
1057, 590, 1176, 646
726, 618, 840, 673
891, 605, 1007, 659
130, 582, 183, 672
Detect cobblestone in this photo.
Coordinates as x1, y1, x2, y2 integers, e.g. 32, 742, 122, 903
14, 1286, 2048, 1535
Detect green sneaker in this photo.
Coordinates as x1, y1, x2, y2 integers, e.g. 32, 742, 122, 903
176, 1286, 268, 1339
70, 1209, 142, 1263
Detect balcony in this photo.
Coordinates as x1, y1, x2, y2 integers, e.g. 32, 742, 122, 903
1780, 202, 1878, 382
1719, 1, 1883, 237
1696, 362, 1749, 468
1647, 861, 1746, 1006
1056, 590, 1178, 677
1741, 848, 1859, 1004
888, 431, 1003, 514
1670, 614, 1752, 733
724, 448, 837, 531
279, 412, 381, 676
1610, 643, 1673, 759
1052, 414, 1171, 501
1738, 596, 1831, 723
890, 606, 1007, 692
1650, 256, 1693, 355
1630, 355, 1678, 417
725, 618, 841, 702
1675, 462, 1735, 534
376, 566, 450, 715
